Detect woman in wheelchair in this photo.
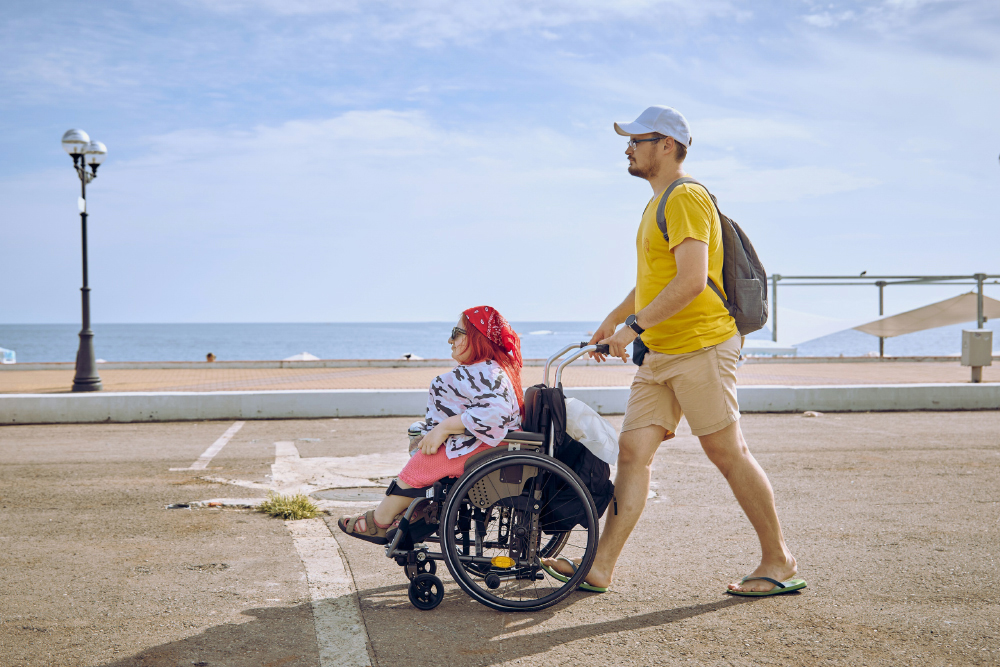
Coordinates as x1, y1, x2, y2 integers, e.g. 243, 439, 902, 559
337, 307, 603, 612
338, 305, 524, 544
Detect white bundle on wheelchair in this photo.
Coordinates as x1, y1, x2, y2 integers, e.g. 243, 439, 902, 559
564, 398, 619, 465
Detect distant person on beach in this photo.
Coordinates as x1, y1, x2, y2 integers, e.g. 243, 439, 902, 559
542, 106, 804, 597
206, 353, 216, 362
337, 306, 523, 544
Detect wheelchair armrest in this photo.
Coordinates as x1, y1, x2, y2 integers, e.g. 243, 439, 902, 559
464, 436, 544, 469
502, 431, 545, 444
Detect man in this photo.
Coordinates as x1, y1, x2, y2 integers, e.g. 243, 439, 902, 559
542, 106, 803, 596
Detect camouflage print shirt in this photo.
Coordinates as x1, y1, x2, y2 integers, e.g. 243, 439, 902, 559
415, 359, 521, 459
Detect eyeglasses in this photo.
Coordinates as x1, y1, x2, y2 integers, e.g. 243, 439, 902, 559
627, 137, 662, 149
450, 327, 467, 341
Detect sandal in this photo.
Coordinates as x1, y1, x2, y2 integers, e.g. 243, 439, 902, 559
337, 510, 397, 545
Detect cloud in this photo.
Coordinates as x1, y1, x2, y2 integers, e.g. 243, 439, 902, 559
0, 110, 638, 322
798, 0, 1000, 55
694, 118, 815, 147
690, 156, 879, 203
185, 0, 734, 21
169, 0, 749, 49
802, 11, 856, 28
3, 0, 1000, 324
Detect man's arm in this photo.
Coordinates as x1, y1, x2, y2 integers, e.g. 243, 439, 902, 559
637, 238, 708, 328
601, 238, 708, 360
588, 288, 635, 361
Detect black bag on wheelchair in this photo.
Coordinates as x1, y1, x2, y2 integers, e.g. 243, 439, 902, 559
525, 385, 615, 533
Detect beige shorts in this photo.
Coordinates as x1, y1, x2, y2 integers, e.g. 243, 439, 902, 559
621, 333, 741, 438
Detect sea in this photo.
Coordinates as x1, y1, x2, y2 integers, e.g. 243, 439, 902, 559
1, 321, 997, 363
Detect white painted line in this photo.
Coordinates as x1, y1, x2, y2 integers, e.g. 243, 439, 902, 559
189, 498, 262, 508
170, 421, 245, 471
275, 440, 300, 461
200, 476, 271, 491
287, 518, 372, 667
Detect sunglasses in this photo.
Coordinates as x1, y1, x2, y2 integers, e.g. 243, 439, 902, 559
450, 326, 467, 341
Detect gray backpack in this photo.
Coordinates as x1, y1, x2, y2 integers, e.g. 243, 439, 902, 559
655, 177, 769, 336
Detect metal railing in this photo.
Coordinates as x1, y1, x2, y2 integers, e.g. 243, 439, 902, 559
767, 273, 1000, 356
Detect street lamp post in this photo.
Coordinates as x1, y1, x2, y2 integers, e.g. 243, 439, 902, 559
61, 129, 107, 392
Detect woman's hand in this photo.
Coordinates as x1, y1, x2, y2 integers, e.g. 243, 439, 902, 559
417, 415, 466, 456
419, 425, 449, 456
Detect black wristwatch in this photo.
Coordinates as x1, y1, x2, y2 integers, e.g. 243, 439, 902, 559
625, 314, 645, 335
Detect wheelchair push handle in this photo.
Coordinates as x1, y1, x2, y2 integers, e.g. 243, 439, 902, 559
543, 342, 611, 388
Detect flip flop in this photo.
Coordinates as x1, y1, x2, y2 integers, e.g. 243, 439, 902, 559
726, 576, 807, 597
540, 556, 608, 593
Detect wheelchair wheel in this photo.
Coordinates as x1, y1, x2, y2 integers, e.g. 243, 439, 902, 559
440, 453, 598, 612
539, 530, 571, 560
408, 573, 444, 610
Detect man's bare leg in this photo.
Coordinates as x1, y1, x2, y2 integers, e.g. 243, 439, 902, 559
698, 420, 797, 593
541, 424, 666, 588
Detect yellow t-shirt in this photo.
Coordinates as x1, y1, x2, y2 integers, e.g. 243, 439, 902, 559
635, 181, 738, 354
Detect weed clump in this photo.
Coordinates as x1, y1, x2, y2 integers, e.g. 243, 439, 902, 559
256, 491, 320, 520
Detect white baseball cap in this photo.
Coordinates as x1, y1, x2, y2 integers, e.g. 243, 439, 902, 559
614, 106, 692, 147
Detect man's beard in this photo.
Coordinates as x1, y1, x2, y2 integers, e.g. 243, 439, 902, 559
628, 160, 658, 180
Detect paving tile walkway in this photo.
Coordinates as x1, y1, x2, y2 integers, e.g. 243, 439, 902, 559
0, 360, 995, 394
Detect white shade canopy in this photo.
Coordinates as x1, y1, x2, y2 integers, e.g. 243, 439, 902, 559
772, 307, 867, 346
85, 140, 107, 165
61, 128, 90, 155
853, 292, 1000, 338
283, 352, 320, 361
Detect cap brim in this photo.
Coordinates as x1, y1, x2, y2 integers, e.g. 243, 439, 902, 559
614, 121, 653, 136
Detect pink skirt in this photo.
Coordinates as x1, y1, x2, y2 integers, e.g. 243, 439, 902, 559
398, 443, 493, 488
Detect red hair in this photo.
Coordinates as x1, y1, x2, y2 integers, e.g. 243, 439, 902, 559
460, 314, 524, 418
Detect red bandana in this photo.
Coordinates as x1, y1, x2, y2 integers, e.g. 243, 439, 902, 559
463, 305, 522, 367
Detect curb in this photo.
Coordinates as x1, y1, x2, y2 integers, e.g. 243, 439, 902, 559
1, 384, 998, 424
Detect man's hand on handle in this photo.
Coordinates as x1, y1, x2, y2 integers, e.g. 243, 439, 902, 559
590, 288, 638, 362
587, 322, 618, 362
599, 324, 637, 363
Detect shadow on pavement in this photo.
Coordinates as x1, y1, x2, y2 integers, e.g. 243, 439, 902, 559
355, 577, 753, 667
496, 596, 752, 652
92, 602, 321, 667
88, 582, 755, 667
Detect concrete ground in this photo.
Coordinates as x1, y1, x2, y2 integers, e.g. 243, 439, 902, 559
1, 360, 997, 394
1, 412, 998, 666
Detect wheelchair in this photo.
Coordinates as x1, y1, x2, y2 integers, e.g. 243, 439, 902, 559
382, 343, 610, 612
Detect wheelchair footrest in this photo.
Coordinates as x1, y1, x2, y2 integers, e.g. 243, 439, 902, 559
385, 479, 432, 498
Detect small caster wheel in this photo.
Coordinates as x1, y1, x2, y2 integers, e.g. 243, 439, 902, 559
409, 573, 444, 610
485, 573, 501, 590
405, 558, 437, 581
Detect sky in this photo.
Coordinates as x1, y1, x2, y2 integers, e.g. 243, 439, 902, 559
2, 0, 999, 332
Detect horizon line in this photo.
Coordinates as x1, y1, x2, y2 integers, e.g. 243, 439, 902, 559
0, 320, 606, 326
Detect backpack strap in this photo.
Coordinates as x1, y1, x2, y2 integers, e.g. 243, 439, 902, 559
654, 176, 702, 244
653, 176, 726, 305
